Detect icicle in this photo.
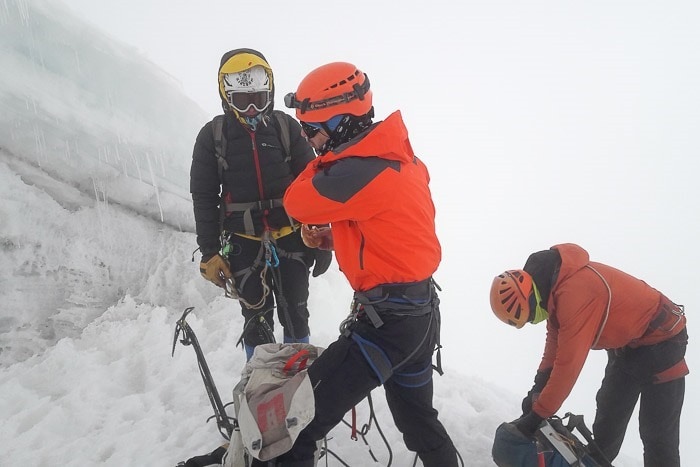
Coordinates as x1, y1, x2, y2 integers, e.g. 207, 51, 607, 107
63, 139, 72, 160
129, 146, 143, 182
145, 151, 164, 222
33, 124, 45, 167
158, 150, 166, 178
73, 47, 81, 73
16, 0, 30, 26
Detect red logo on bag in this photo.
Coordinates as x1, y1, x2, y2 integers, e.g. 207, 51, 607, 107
257, 393, 286, 431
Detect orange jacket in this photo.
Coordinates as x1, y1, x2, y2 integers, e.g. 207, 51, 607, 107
533, 243, 685, 418
283, 111, 441, 291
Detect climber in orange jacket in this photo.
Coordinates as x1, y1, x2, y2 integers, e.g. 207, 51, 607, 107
278, 62, 458, 467
490, 243, 688, 466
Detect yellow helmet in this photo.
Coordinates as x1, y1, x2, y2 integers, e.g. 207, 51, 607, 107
217, 49, 274, 126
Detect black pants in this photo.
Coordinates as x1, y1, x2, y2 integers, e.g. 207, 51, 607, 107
275, 292, 458, 467
592, 328, 688, 467
226, 231, 312, 346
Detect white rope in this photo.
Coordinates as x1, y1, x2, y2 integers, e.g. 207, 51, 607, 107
224, 266, 270, 310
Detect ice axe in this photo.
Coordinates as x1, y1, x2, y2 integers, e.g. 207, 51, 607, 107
172, 306, 235, 440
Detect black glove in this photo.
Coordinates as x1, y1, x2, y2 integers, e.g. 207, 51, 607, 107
512, 411, 545, 438
312, 249, 332, 277
521, 368, 552, 414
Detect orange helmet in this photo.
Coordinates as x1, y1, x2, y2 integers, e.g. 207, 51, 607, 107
490, 270, 534, 329
284, 62, 372, 122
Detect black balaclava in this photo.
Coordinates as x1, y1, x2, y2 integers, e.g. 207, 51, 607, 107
320, 107, 375, 154
523, 248, 562, 305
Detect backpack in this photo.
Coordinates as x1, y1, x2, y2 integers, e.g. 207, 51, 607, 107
222, 343, 324, 467
492, 413, 610, 467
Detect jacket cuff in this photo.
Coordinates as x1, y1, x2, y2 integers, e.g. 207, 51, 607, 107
199, 244, 221, 258
200, 252, 217, 263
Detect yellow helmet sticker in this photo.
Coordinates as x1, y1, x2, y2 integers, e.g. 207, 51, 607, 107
219, 52, 271, 74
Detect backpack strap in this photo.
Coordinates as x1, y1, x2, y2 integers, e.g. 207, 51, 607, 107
271, 110, 291, 162
211, 115, 228, 235
212, 115, 229, 181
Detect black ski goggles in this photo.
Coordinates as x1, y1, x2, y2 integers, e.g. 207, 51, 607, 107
300, 115, 344, 139
226, 90, 271, 113
284, 74, 370, 114
300, 122, 323, 138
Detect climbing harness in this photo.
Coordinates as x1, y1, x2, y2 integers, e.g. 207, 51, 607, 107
219, 231, 277, 311
222, 230, 309, 343
340, 278, 445, 383
335, 278, 467, 466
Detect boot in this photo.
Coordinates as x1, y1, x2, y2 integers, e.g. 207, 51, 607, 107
418, 439, 459, 467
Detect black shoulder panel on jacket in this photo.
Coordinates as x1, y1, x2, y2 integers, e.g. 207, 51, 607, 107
312, 157, 400, 203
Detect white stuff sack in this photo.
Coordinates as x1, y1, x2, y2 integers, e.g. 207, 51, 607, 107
223, 343, 323, 466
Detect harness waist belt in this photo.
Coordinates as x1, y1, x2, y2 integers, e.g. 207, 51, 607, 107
353, 278, 434, 329
233, 225, 298, 241
225, 198, 284, 213
361, 278, 433, 301
630, 295, 687, 348
224, 198, 292, 237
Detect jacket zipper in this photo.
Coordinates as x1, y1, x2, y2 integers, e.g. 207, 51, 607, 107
249, 130, 271, 231
358, 225, 365, 270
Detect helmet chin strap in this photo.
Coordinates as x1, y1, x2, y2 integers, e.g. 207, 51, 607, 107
230, 108, 266, 131
242, 113, 264, 131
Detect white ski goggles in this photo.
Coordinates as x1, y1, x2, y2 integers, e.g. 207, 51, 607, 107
226, 90, 271, 113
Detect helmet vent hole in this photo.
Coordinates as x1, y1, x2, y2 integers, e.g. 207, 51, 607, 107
514, 305, 522, 320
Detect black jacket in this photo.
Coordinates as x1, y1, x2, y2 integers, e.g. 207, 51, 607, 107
190, 112, 315, 255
